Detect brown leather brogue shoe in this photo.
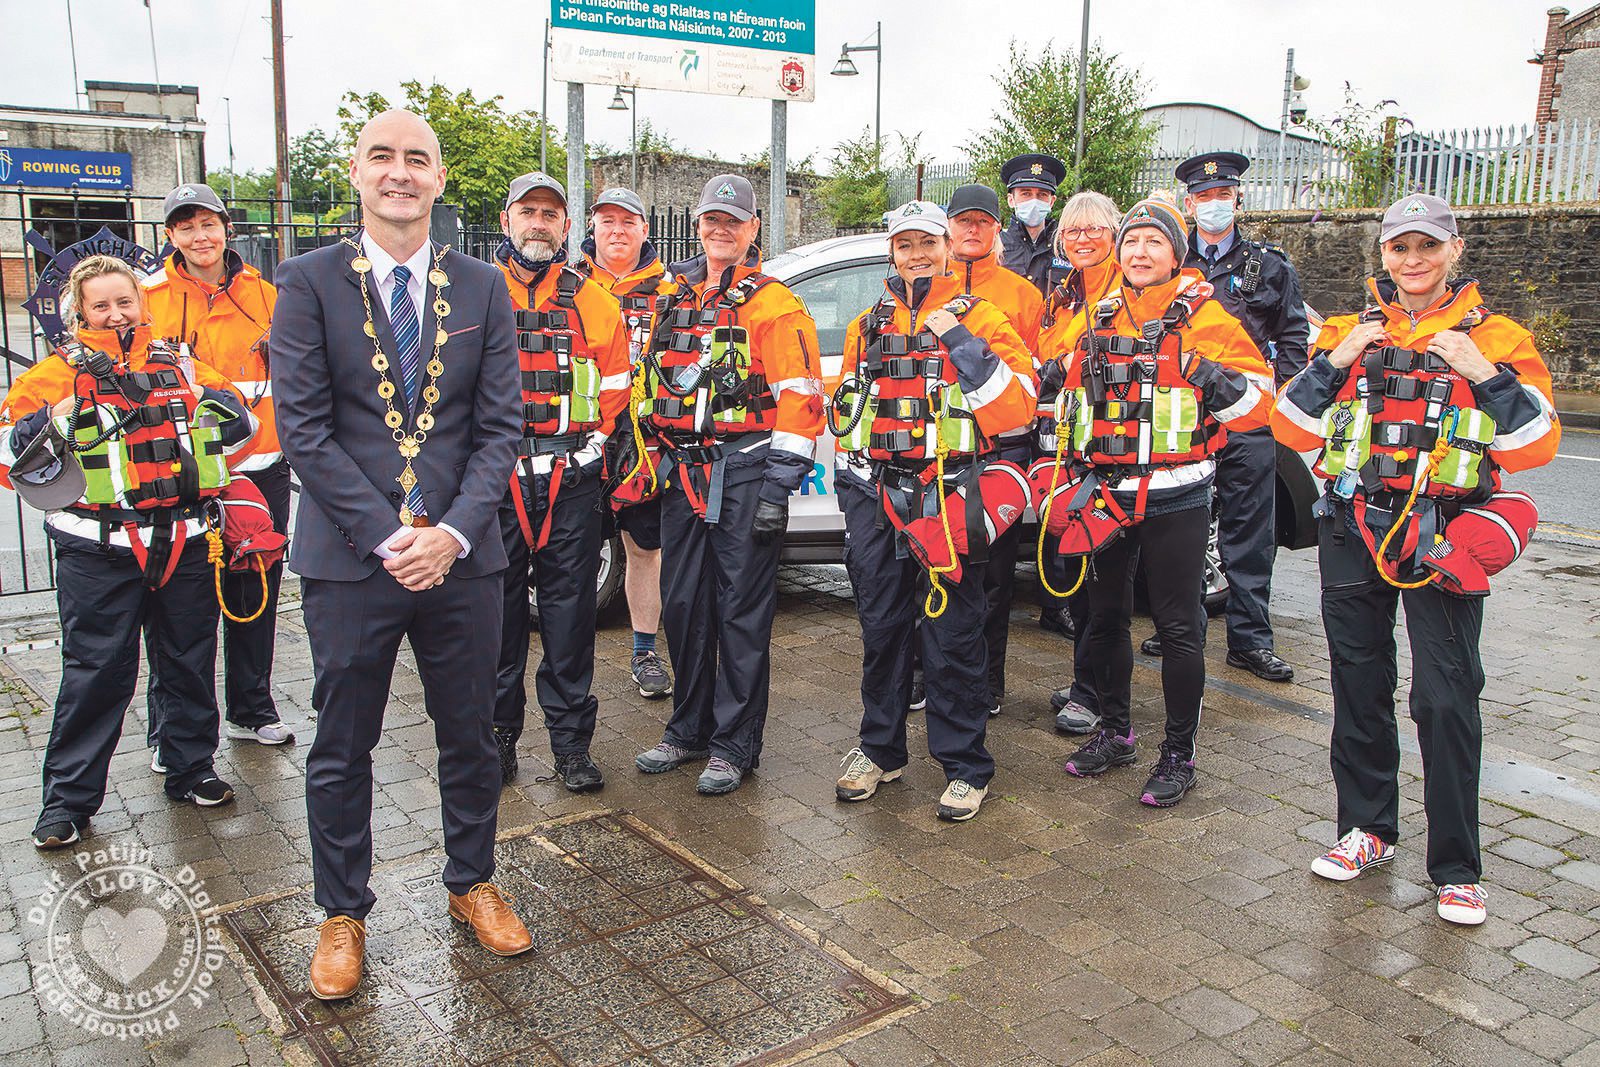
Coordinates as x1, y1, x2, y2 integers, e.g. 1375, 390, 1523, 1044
308, 915, 366, 1000
447, 883, 534, 956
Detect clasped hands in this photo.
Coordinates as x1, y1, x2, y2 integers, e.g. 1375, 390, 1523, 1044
383, 526, 459, 591
1327, 321, 1496, 384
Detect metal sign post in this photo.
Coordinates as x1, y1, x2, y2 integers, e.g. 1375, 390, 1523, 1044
567, 82, 586, 258
770, 100, 787, 255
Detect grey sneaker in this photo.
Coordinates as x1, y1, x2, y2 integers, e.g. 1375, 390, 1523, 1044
936, 780, 987, 822
1054, 700, 1101, 735
225, 720, 296, 744
635, 742, 708, 774
835, 747, 901, 802
697, 757, 744, 795
631, 651, 673, 699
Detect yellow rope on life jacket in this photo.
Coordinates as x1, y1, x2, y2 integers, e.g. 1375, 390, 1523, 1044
621, 367, 657, 493
1371, 413, 1458, 591
1035, 407, 1088, 599
205, 526, 270, 624
922, 389, 961, 619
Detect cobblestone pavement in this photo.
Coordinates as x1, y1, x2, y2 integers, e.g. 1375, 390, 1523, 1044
0, 538, 1597, 1066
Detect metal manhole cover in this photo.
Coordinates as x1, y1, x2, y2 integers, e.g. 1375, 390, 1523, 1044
220, 812, 914, 1065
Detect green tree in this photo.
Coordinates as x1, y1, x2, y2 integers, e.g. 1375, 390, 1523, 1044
204, 168, 275, 219
1302, 86, 1405, 209
816, 128, 922, 227
289, 127, 348, 208
336, 81, 564, 210
965, 41, 1159, 210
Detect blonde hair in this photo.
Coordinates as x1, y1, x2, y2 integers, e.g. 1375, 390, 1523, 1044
1053, 191, 1120, 258
63, 255, 144, 327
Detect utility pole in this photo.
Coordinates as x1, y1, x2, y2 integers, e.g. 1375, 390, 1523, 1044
66, 0, 85, 108
271, 0, 292, 262
224, 96, 236, 200
144, 0, 164, 116
1074, 0, 1090, 187
1275, 49, 1295, 211
541, 20, 551, 173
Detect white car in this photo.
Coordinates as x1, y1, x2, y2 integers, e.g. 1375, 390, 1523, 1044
589, 232, 1321, 618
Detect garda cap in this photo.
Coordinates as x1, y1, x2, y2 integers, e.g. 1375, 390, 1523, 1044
1380, 193, 1458, 244
886, 200, 949, 238
695, 174, 757, 222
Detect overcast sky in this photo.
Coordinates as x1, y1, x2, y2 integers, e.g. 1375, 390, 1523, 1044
0, 0, 1573, 176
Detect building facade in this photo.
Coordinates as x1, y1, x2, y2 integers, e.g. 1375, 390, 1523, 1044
1533, 5, 1600, 125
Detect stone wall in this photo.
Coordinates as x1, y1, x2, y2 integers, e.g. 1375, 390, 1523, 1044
1245, 204, 1600, 393
590, 152, 834, 250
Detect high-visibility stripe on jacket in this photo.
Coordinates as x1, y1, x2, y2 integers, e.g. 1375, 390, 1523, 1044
837, 270, 1036, 471
1272, 277, 1559, 493
145, 250, 279, 470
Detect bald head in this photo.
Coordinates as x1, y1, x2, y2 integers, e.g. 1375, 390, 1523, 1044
349, 109, 447, 236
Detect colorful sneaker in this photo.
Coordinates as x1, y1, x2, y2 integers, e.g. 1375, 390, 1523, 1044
1310, 828, 1395, 882
631, 651, 673, 699
225, 720, 296, 745
835, 747, 901, 802
1140, 748, 1197, 807
1436, 883, 1487, 926
1063, 730, 1136, 777
936, 780, 987, 822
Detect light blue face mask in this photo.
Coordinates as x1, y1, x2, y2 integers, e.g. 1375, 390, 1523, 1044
1012, 198, 1051, 228
1193, 198, 1237, 235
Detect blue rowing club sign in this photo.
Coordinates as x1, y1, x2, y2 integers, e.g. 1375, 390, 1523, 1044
0, 148, 133, 190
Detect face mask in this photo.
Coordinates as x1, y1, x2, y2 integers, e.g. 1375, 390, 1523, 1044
1193, 198, 1236, 234
1013, 199, 1051, 228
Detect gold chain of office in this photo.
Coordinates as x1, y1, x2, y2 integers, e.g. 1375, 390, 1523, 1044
345, 238, 452, 526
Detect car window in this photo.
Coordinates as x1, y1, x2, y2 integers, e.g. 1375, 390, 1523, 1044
790, 259, 889, 357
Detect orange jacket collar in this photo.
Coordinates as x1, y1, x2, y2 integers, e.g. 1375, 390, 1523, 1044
1365, 276, 1485, 337
882, 269, 965, 315
954, 247, 1005, 289
585, 252, 665, 292
1118, 268, 1205, 326
76, 323, 155, 362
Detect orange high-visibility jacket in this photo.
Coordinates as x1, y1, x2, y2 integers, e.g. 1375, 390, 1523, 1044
1272, 277, 1560, 478
953, 247, 1044, 355
841, 269, 1038, 450
145, 251, 279, 470
497, 258, 632, 446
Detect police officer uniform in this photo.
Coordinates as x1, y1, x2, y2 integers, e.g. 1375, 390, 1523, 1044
1164, 151, 1308, 681
998, 153, 1070, 297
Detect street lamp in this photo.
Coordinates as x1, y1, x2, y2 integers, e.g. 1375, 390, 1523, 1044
831, 22, 882, 151
609, 85, 638, 189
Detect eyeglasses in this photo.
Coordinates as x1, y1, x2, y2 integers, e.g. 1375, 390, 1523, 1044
1061, 226, 1109, 240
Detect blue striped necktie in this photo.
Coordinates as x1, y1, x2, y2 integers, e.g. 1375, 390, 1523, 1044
389, 263, 427, 520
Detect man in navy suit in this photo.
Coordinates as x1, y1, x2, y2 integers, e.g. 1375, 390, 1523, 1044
271, 110, 532, 1000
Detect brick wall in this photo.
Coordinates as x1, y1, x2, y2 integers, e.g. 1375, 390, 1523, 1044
1245, 203, 1600, 392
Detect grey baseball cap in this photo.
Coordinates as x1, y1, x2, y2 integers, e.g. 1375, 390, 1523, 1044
505, 171, 567, 211
1380, 193, 1458, 243
592, 187, 645, 218
946, 183, 1001, 223
162, 183, 228, 224
7, 421, 86, 512
695, 174, 756, 222
887, 200, 950, 238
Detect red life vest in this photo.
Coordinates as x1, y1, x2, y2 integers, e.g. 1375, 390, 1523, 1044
646, 272, 778, 437
514, 266, 604, 442
1068, 282, 1222, 471
1319, 304, 1497, 501
67, 339, 228, 513
841, 296, 983, 463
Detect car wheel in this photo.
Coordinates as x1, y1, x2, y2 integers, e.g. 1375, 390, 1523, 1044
1203, 517, 1229, 617
528, 529, 629, 628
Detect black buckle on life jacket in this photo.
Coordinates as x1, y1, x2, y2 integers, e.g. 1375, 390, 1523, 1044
1101, 334, 1147, 358
654, 396, 693, 419
518, 331, 573, 355
522, 400, 562, 423
1378, 346, 1449, 374
128, 438, 180, 463
870, 430, 918, 454
521, 368, 574, 393
520, 432, 585, 455
516, 309, 570, 331
670, 307, 720, 329
1098, 399, 1153, 423
666, 331, 703, 354
878, 354, 938, 381
1382, 375, 1425, 402
621, 293, 656, 313
1372, 421, 1434, 451
1088, 435, 1139, 458
881, 396, 932, 421
878, 332, 939, 357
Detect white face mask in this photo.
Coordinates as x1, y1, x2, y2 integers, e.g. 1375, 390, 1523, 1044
1193, 198, 1236, 235
1013, 198, 1051, 228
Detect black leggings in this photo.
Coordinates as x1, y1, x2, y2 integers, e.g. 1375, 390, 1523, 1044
1081, 504, 1210, 758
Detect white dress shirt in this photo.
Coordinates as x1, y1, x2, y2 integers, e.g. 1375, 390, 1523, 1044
359, 231, 471, 562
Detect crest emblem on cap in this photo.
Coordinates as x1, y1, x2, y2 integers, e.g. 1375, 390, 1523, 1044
716, 182, 736, 199
175, 186, 197, 200
1030, 163, 1043, 175
1130, 205, 1153, 220
1402, 199, 1429, 216
903, 202, 923, 215
1203, 161, 1219, 175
